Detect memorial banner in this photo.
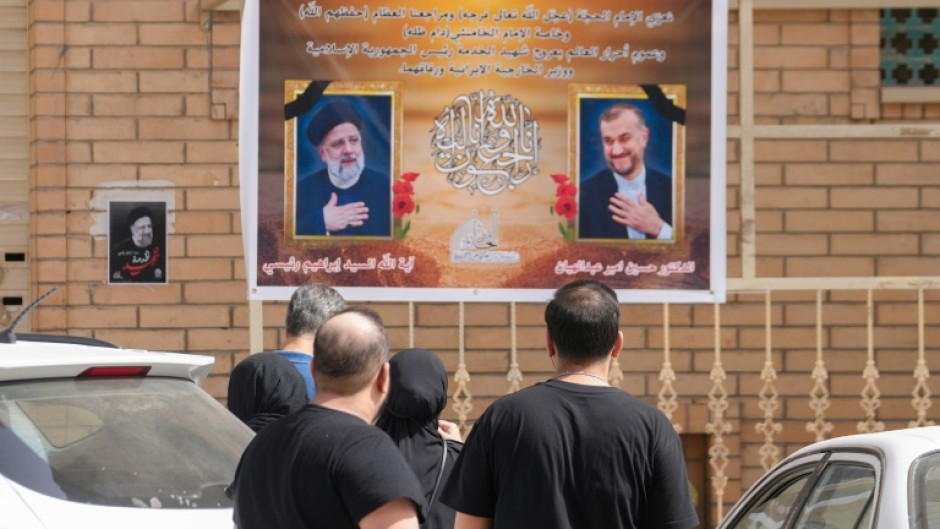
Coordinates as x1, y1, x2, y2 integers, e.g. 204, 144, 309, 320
240, 0, 727, 302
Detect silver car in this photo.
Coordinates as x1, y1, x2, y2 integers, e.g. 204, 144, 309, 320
719, 426, 940, 529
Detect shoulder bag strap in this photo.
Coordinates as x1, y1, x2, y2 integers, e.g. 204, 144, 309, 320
428, 438, 449, 507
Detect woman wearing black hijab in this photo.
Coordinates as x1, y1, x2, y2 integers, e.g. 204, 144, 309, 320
227, 352, 309, 432
376, 348, 463, 529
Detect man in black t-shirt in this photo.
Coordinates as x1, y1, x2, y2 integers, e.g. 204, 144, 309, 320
231, 308, 426, 529
440, 280, 699, 529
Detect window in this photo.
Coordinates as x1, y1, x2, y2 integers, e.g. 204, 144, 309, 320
0, 377, 253, 508
729, 470, 814, 529
792, 463, 876, 529
910, 451, 940, 529
881, 9, 940, 102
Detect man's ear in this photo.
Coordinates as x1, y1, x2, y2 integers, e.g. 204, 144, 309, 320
376, 361, 390, 396
610, 330, 624, 360
316, 145, 326, 161
546, 330, 557, 360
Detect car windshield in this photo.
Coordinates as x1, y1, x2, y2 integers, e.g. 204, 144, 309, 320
0, 377, 253, 509
912, 451, 940, 529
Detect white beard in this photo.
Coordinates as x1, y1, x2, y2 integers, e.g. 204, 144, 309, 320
134, 235, 153, 248
326, 154, 365, 189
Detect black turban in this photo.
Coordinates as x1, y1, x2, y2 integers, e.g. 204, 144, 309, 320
126, 205, 153, 226
306, 100, 362, 146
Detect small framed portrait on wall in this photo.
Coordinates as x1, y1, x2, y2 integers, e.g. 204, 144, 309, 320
108, 200, 168, 284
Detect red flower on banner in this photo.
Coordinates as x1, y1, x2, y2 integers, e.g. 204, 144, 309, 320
393, 193, 416, 217
550, 173, 577, 240
393, 181, 414, 195
392, 172, 420, 239
554, 195, 577, 219
555, 183, 577, 197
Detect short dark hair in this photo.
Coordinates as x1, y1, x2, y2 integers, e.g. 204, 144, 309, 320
313, 307, 389, 395
599, 102, 647, 129
286, 283, 346, 337
544, 280, 621, 361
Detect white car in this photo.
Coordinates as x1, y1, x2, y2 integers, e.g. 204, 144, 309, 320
719, 426, 940, 529
0, 334, 253, 529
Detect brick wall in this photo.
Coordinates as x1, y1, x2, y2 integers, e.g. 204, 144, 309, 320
25, 3, 940, 524
0, 0, 29, 329
28, 0, 243, 372
728, 9, 940, 276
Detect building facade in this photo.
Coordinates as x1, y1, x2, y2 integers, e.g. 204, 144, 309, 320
3, 1, 939, 525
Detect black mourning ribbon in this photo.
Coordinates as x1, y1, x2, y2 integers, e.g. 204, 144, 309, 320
641, 84, 686, 125
285, 80, 332, 120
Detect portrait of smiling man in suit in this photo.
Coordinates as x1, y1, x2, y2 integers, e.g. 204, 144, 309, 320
576, 88, 685, 244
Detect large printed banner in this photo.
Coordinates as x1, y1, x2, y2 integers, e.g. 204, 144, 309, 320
240, 0, 727, 302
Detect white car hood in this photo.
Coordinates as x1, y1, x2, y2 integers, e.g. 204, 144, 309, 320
3, 479, 234, 529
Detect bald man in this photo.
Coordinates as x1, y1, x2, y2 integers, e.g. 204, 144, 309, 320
231, 308, 425, 529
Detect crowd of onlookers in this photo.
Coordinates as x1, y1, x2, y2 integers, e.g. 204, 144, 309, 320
226, 281, 699, 529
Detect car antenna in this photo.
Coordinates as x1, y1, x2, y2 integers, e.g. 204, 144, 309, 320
0, 286, 59, 345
